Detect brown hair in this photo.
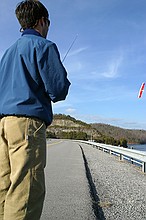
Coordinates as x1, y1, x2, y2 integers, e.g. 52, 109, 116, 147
15, 0, 49, 30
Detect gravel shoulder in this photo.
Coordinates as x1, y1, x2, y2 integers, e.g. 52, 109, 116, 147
80, 143, 146, 220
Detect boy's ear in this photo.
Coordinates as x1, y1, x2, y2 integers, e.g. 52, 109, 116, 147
38, 17, 44, 27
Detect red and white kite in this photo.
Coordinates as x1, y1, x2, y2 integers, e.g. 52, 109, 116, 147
138, 82, 145, 98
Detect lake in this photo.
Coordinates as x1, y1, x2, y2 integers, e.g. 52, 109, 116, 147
128, 144, 146, 152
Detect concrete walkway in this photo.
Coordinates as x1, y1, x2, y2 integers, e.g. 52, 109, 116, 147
41, 140, 96, 220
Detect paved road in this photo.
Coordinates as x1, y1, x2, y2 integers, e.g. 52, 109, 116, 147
41, 140, 96, 220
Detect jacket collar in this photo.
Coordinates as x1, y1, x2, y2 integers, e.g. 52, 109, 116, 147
22, 29, 42, 37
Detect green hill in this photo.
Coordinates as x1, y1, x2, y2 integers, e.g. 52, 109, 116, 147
46, 114, 146, 145
47, 114, 101, 141
91, 123, 146, 144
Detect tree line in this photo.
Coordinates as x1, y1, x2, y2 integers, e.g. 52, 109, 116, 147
46, 130, 128, 148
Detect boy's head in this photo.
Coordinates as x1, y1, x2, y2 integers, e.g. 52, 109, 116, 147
15, 0, 49, 31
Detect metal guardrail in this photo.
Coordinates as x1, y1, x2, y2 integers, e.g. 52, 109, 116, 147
78, 140, 146, 173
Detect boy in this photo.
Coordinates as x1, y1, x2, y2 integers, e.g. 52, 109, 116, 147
0, 1, 70, 219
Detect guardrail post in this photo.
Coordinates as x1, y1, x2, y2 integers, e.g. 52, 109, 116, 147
120, 154, 124, 161
142, 162, 146, 173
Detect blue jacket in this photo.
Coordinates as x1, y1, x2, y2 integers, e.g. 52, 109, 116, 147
0, 29, 70, 126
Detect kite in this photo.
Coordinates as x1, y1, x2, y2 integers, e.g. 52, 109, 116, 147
138, 82, 145, 98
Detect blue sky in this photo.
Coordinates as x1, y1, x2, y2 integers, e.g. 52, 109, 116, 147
1, 0, 146, 130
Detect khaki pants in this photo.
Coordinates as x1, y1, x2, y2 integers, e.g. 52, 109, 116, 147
0, 116, 46, 220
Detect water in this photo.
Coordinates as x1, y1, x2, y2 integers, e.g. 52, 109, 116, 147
128, 144, 146, 152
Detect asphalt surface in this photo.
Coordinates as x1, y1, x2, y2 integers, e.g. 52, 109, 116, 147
41, 140, 96, 220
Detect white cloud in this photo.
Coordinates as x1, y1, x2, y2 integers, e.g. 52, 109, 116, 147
62, 46, 88, 66
66, 60, 84, 74
101, 55, 123, 78
66, 50, 124, 82
65, 108, 76, 113
73, 113, 146, 130
68, 47, 88, 57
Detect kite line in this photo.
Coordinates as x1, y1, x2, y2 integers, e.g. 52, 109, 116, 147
62, 35, 78, 63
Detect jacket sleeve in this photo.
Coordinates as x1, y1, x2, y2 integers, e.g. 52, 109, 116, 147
37, 42, 71, 103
